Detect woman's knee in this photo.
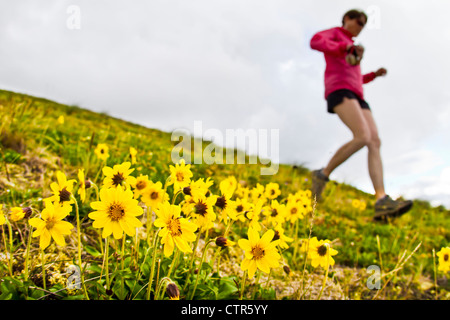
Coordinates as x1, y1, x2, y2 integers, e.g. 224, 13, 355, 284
353, 131, 371, 148
368, 135, 381, 149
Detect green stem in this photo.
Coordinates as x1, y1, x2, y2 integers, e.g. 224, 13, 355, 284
91, 182, 100, 201
167, 248, 180, 279
120, 234, 126, 299
292, 219, 299, 265
146, 206, 152, 246
171, 190, 182, 205
317, 244, 330, 300
239, 270, 248, 300
183, 231, 202, 291
265, 269, 272, 291
6, 219, 13, 276
105, 237, 110, 291
93, 159, 106, 185
24, 221, 33, 281
252, 271, 261, 300
155, 277, 171, 300
41, 249, 46, 290
146, 229, 161, 300
72, 195, 89, 300
432, 249, 438, 300
211, 221, 235, 274
189, 239, 214, 300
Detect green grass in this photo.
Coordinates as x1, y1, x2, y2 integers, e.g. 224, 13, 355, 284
0, 88, 449, 300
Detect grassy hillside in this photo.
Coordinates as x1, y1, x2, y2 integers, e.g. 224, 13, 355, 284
0, 89, 448, 300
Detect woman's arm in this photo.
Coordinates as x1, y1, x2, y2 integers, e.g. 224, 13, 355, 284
310, 29, 349, 57
363, 68, 387, 84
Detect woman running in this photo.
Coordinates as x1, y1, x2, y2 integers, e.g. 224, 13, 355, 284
310, 9, 412, 221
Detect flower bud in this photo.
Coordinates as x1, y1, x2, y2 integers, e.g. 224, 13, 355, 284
215, 236, 235, 248
166, 282, 180, 300
182, 186, 191, 196
283, 265, 293, 277
23, 207, 33, 219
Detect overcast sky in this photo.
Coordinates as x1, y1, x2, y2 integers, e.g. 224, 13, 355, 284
1, 0, 450, 208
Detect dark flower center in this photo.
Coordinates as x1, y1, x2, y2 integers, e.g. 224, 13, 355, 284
444, 254, 449, 262
108, 203, 125, 221
46, 218, 57, 230
194, 202, 208, 216
273, 230, 280, 241
271, 209, 278, 217
215, 196, 227, 209
150, 191, 159, 200
112, 172, 125, 186
59, 187, 71, 202
176, 172, 184, 182
251, 246, 265, 260
136, 180, 147, 190
236, 205, 244, 212
317, 245, 328, 257
168, 218, 182, 236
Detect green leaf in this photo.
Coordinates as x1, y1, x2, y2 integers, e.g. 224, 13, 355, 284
217, 279, 238, 300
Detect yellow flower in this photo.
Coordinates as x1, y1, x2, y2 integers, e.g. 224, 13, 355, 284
215, 193, 237, 224
216, 236, 236, 248
234, 197, 253, 222
130, 147, 138, 164
57, 115, 64, 124
102, 162, 137, 189
183, 177, 214, 198
141, 181, 168, 209
131, 175, 151, 199
95, 143, 110, 161
308, 237, 338, 268
285, 201, 304, 223
153, 202, 198, 257
351, 199, 367, 211
10, 207, 26, 222
287, 190, 312, 219
89, 186, 143, 239
169, 159, 193, 193
250, 183, 266, 203
77, 169, 87, 203
184, 194, 217, 231
235, 183, 250, 200
246, 199, 264, 231
48, 171, 76, 206
264, 182, 281, 200
219, 176, 237, 198
0, 204, 5, 225
263, 200, 286, 227
238, 228, 281, 279
274, 226, 293, 249
29, 200, 74, 249
436, 247, 450, 273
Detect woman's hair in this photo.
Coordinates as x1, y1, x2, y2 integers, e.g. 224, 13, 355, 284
342, 9, 368, 26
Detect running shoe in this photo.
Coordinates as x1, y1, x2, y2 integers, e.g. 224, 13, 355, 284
373, 195, 413, 221
311, 169, 329, 202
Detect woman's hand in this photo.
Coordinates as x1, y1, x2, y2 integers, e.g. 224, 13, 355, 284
354, 45, 364, 59
375, 67, 387, 77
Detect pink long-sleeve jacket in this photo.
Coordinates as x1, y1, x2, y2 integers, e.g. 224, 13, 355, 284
310, 26, 376, 100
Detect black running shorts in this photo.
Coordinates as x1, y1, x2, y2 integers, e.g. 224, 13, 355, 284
326, 89, 371, 114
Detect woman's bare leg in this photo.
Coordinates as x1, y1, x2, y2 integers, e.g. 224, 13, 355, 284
322, 98, 371, 177
361, 109, 386, 200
